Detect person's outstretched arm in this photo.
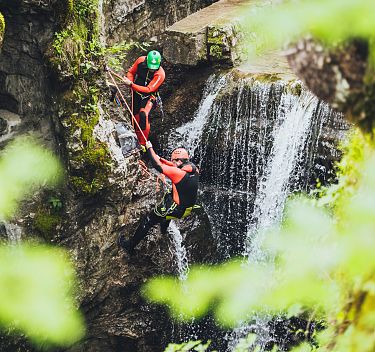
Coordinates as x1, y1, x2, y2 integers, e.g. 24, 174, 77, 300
126, 56, 146, 82
146, 142, 185, 183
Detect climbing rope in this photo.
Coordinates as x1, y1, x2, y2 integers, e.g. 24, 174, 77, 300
106, 67, 148, 143
138, 159, 167, 192
106, 66, 167, 191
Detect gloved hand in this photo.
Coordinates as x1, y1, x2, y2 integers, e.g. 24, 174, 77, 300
122, 77, 132, 86
145, 141, 153, 150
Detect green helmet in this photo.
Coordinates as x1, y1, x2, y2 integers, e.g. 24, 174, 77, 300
147, 50, 161, 70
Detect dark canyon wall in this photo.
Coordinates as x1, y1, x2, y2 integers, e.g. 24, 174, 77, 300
103, 0, 217, 44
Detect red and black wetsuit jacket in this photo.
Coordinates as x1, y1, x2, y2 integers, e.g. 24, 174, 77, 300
126, 56, 165, 98
148, 148, 199, 207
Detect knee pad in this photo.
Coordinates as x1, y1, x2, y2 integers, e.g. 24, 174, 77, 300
139, 110, 147, 130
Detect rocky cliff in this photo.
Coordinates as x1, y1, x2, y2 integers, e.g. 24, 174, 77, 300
103, 0, 217, 45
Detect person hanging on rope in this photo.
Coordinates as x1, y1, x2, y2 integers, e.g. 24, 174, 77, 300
120, 50, 165, 148
118, 142, 200, 255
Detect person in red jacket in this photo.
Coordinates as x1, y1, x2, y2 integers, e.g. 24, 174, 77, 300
121, 50, 165, 147
118, 142, 200, 255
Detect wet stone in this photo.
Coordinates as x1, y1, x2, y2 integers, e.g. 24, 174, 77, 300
0, 117, 7, 134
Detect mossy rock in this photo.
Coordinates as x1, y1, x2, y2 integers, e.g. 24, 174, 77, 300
209, 44, 223, 60
33, 211, 61, 241
0, 12, 5, 49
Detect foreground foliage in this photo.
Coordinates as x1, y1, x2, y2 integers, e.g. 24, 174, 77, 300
146, 133, 375, 351
244, 0, 375, 64
0, 138, 85, 346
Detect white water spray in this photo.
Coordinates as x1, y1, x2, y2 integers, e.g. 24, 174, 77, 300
168, 74, 228, 156
168, 221, 190, 281
246, 91, 318, 262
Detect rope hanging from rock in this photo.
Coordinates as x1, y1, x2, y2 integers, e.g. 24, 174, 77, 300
106, 67, 166, 190
106, 67, 148, 143
138, 159, 166, 190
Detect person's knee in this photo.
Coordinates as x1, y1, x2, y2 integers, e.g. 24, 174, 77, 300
139, 110, 148, 130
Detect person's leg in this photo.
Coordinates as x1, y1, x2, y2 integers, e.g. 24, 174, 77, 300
137, 97, 155, 145
132, 94, 145, 146
159, 219, 171, 235
118, 210, 163, 254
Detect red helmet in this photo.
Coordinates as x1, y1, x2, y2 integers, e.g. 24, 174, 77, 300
171, 148, 189, 161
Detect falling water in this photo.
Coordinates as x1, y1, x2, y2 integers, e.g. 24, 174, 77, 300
168, 221, 189, 281
165, 71, 346, 350
197, 79, 286, 259
227, 90, 322, 350
246, 91, 318, 262
167, 74, 228, 156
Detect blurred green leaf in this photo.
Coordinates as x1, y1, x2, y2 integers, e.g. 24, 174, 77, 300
0, 137, 62, 219
0, 245, 85, 345
242, 0, 375, 60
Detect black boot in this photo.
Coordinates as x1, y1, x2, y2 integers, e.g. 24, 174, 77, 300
159, 219, 171, 235
118, 234, 136, 256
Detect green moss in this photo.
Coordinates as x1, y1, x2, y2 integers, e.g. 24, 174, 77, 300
209, 44, 223, 59
314, 127, 375, 218
207, 27, 226, 45
253, 73, 281, 84
64, 87, 111, 195
286, 80, 303, 96
33, 211, 61, 241
48, 0, 135, 195
0, 12, 5, 48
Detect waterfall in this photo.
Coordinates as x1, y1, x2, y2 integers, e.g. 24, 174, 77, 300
167, 74, 228, 156
227, 90, 322, 350
197, 79, 286, 259
168, 221, 189, 281
246, 91, 318, 262
164, 71, 345, 350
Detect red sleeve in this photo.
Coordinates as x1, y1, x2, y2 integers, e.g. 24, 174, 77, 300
148, 148, 185, 183
126, 56, 146, 82
160, 164, 185, 184
160, 157, 174, 166
131, 67, 165, 94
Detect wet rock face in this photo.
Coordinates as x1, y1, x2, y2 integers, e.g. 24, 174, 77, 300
0, 0, 59, 149
59, 156, 216, 352
0, 115, 6, 133
104, 0, 217, 44
0, 2, 217, 352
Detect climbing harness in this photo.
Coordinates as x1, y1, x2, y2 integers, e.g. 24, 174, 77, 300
154, 191, 201, 220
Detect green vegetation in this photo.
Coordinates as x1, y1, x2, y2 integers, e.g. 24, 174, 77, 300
242, 0, 375, 131
242, 0, 375, 63
33, 211, 61, 240
33, 194, 64, 241
49, 0, 145, 194
164, 340, 213, 352
0, 11, 5, 48
314, 128, 374, 218
0, 138, 62, 219
0, 138, 85, 346
0, 245, 85, 345
147, 148, 375, 351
